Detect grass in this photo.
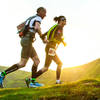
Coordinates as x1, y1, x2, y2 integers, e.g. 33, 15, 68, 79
1, 79, 100, 100
1, 58, 100, 88
1, 59, 100, 99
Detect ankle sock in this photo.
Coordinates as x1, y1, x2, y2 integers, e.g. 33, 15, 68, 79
1, 71, 7, 76
31, 78, 36, 83
56, 80, 61, 83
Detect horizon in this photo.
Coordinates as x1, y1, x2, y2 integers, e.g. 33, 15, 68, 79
0, 58, 100, 72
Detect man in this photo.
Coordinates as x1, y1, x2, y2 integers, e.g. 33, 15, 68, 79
0, 7, 46, 88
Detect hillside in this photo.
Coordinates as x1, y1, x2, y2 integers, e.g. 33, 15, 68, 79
0, 66, 55, 88
0, 66, 30, 88
0, 58, 100, 88
36, 58, 100, 84
61, 58, 100, 82
0, 79, 100, 100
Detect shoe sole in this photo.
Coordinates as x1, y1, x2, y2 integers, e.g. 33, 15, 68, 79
29, 84, 44, 88
29, 85, 38, 88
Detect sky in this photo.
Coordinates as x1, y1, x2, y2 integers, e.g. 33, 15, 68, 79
0, 0, 100, 71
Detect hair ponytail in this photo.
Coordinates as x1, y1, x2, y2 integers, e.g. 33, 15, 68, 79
54, 17, 59, 22
53, 16, 66, 23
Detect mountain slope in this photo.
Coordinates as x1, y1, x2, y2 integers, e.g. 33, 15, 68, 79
0, 66, 55, 88
0, 66, 30, 88
61, 58, 100, 82
0, 58, 100, 88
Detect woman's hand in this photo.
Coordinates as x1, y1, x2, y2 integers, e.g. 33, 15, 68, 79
63, 41, 67, 47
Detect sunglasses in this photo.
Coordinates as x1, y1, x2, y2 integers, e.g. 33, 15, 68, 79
60, 17, 66, 21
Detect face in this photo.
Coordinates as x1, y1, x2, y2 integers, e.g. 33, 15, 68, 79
39, 9, 46, 19
60, 19, 67, 27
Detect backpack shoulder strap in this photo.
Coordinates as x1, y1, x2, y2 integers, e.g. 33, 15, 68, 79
47, 24, 58, 40
25, 15, 37, 27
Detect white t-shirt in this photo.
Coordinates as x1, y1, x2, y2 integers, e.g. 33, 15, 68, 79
26, 15, 42, 32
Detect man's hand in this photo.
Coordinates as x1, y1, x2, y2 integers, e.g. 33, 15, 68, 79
43, 37, 49, 43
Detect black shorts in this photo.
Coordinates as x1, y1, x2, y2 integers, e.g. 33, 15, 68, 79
21, 37, 38, 59
21, 44, 38, 59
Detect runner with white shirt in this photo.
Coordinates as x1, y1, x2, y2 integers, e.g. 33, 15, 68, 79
0, 7, 46, 88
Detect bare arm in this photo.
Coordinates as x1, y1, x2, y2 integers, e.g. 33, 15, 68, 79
34, 22, 42, 37
34, 22, 48, 43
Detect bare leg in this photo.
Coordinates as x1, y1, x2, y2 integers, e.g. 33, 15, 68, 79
52, 54, 62, 80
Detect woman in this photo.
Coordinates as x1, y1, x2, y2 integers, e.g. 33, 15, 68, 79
28, 15, 67, 87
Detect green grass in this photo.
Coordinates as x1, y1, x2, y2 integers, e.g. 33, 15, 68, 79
1, 59, 100, 99
1, 58, 100, 88
0, 79, 100, 100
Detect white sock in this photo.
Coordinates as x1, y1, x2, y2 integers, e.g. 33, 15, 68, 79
56, 80, 60, 83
